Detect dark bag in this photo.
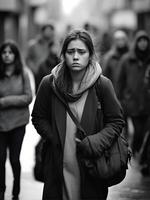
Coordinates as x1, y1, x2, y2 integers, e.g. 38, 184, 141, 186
33, 138, 47, 182
72, 115, 131, 186
83, 134, 131, 186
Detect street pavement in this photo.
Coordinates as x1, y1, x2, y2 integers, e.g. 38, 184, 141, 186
108, 159, 150, 200
4, 100, 150, 200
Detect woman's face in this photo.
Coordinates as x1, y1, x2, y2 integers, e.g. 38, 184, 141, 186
137, 38, 149, 51
65, 39, 90, 72
1, 46, 15, 65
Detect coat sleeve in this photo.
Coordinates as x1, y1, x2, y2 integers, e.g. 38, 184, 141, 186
31, 76, 53, 141
79, 76, 125, 157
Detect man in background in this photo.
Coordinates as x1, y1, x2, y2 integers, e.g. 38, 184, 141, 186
26, 23, 55, 91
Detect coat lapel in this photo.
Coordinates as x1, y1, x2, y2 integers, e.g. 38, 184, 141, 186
54, 87, 98, 146
54, 96, 66, 149
80, 87, 97, 135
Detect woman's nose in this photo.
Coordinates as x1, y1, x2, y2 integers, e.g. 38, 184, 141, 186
73, 51, 79, 59
4, 52, 9, 57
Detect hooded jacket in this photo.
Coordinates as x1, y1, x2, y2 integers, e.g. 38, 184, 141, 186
118, 30, 150, 116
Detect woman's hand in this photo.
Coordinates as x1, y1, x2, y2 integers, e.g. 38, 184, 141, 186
76, 137, 93, 158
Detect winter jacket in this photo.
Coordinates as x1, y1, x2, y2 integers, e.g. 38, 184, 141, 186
118, 31, 150, 116
103, 46, 128, 94
31, 74, 124, 200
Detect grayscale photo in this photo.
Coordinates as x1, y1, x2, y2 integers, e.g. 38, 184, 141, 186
0, 0, 150, 200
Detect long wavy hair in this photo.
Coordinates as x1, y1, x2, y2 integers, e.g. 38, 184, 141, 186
55, 29, 96, 93
0, 40, 23, 78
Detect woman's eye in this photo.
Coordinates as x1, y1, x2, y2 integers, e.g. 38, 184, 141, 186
66, 50, 74, 54
78, 50, 86, 54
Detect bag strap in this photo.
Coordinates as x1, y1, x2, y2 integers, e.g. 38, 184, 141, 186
52, 76, 103, 138
53, 87, 86, 136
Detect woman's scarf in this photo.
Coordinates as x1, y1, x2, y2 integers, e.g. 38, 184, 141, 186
51, 61, 102, 102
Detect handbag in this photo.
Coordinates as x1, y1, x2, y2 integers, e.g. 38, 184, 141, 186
53, 77, 132, 187
82, 134, 131, 186
33, 138, 47, 182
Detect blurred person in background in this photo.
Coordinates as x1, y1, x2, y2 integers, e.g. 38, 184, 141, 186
99, 31, 112, 57
102, 30, 129, 94
0, 40, 32, 200
102, 30, 129, 140
31, 29, 124, 200
36, 41, 60, 89
117, 30, 150, 158
26, 23, 55, 91
83, 22, 102, 62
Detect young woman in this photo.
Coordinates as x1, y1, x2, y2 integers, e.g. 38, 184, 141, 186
32, 29, 125, 200
0, 40, 32, 200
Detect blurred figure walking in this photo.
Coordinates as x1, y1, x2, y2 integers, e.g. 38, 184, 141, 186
0, 40, 32, 200
36, 41, 59, 89
118, 30, 150, 157
26, 23, 55, 91
103, 30, 129, 94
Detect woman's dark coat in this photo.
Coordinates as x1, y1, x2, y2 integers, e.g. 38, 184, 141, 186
31, 74, 124, 200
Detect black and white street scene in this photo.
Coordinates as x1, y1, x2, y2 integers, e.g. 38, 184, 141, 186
0, 0, 150, 200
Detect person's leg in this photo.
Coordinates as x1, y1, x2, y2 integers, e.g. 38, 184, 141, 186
8, 126, 25, 199
0, 132, 8, 200
131, 116, 148, 155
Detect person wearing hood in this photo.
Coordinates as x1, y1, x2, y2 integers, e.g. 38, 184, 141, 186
102, 30, 129, 95
118, 30, 150, 158
31, 29, 124, 200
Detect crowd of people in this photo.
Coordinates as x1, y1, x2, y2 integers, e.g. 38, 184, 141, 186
0, 21, 150, 200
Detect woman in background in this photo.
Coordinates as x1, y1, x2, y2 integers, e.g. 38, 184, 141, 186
0, 40, 32, 200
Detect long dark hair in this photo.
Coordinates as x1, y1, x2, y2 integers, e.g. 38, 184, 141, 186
0, 40, 23, 78
56, 29, 95, 93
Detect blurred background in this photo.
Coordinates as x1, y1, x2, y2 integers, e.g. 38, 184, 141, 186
0, 0, 150, 55
1, 0, 150, 199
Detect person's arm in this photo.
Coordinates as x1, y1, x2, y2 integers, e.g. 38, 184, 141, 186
117, 56, 127, 100
31, 76, 53, 141
0, 70, 32, 108
36, 63, 45, 89
78, 76, 125, 157
102, 54, 111, 78
26, 42, 38, 75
